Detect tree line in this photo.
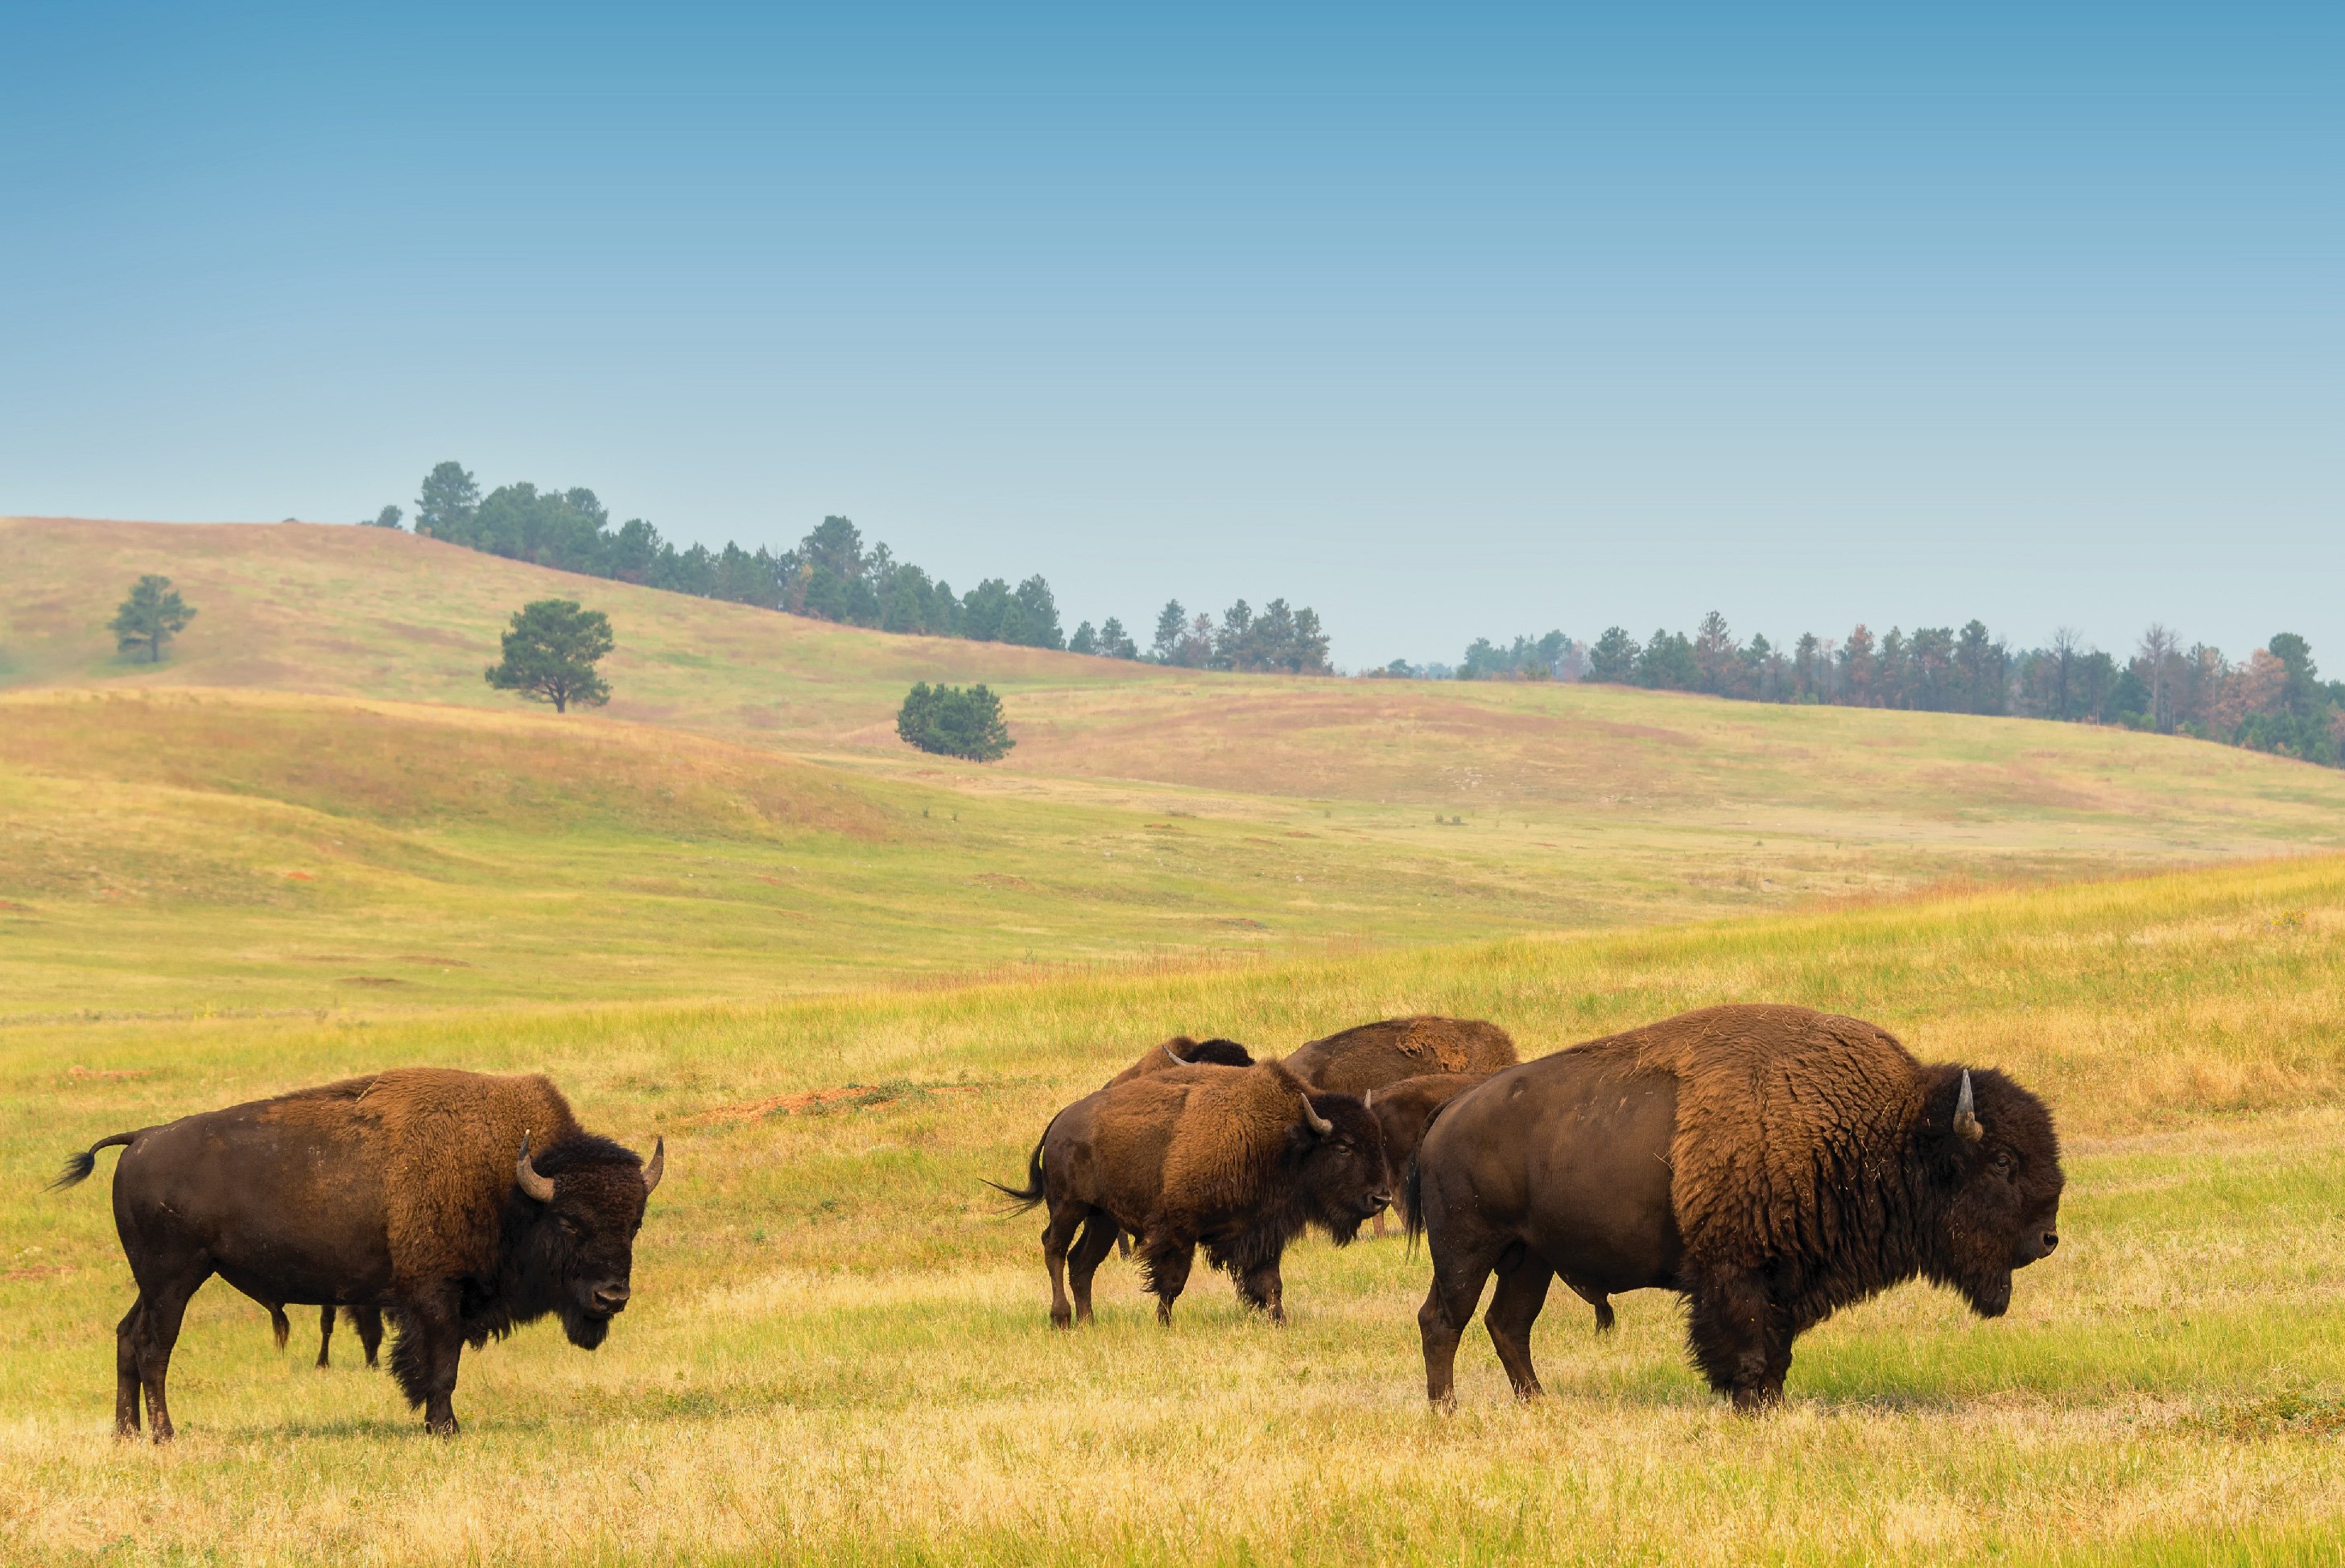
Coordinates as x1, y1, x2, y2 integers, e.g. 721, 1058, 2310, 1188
1391, 616, 2345, 767
386, 462, 1327, 670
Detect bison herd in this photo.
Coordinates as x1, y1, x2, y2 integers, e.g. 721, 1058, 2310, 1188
51, 1003, 2062, 1439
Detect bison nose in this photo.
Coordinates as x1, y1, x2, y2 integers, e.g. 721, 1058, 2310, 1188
592, 1281, 631, 1314
2041, 1231, 2059, 1255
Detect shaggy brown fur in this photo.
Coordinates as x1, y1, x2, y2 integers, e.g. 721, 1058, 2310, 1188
1575, 1005, 1922, 1273
991, 1058, 1392, 1327
1408, 1004, 2064, 1410
260, 1070, 582, 1287
1104, 1036, 1255, 1087
1284, 1016, 1517, 1093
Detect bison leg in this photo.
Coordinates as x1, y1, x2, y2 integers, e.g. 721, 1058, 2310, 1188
1687, 1269, 1791, 1413
390, 1290, 468, 1434
1041, 1199, 1089, 1329
114, 1297, 146, 1438
130, 1264, 208, 1444
1418, 1226, 1507, 1409
316, 1305, 336, 1368
353, 1306, 385, 1369
1137, 1234, 1195, 1325
1485, 1247, 1554, 1401
1567, 1281, 1616, 1333
1066, 1214, 1118, 1325
1233, 1258, 1286, 1324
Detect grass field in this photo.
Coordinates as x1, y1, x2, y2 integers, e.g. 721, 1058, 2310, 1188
6, 517, 2345, 1562
6, 856, 2345, 1563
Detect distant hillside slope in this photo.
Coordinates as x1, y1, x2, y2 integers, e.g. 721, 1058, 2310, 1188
0, 516, 1166, 739
10, 514, 2345, 865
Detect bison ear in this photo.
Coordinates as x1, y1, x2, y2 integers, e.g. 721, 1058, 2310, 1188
642, 1136, 664, 1195
1952, 1071, 1984, 1144
515, 1134, 557, 1203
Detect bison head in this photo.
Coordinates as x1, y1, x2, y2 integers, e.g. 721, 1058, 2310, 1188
1282, 1091, 1393, 1245
506, 1133, 663, 1349
1922, 1067, 2063, 1318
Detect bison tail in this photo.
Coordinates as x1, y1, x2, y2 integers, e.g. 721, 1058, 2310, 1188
981, 1127, 1051, 1213
1401, 1152, 1426, 1250
47, 1131, 139, 1192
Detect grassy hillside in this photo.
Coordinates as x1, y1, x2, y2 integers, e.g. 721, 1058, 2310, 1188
5, 856, 2343, 1563
9, 681, 2345, 1021
10, 518, 2345, 1024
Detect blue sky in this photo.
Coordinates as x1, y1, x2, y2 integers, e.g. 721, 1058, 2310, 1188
2, 3, 2337, 668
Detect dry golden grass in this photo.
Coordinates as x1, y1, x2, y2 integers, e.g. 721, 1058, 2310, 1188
4, 856, 2343, 1563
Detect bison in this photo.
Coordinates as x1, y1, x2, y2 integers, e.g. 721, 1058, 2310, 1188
1285, 1016, 1517, 1095
990, 1058, 1392, 1327
52, 1067, 663, 1439
1407, 1004, 2063, 1411
1104, 1035, 1255, 1087
1102, 1036, 1256, 1256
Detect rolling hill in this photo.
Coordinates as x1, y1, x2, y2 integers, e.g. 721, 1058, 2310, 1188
8, 514, 2345, 1018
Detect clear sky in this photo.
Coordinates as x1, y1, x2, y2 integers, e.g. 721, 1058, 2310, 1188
3, 3, 2337, 670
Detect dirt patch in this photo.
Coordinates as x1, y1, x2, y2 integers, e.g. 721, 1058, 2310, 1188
0, 899, 33, 913
691, 1082, 981, 1125
397, 954, 473, 967
336, 976, 404, 987
66, 1065, 147, 1081
972, 873, 1036, 890
2, 1265, 72, 1282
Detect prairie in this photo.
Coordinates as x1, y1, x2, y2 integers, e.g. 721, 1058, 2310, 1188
6, 856, 2345, 1563
7, 516, 2345, 1562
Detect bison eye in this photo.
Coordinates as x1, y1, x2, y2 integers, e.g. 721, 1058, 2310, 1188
1989, 1149, 2016, 1178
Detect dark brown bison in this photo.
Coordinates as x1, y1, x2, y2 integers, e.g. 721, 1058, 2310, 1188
1285, 1016, 1517, 1095
989, 1059, 1392, 1327
52, 1068, 663, 1439
1407, 1004, 2063, 1411
1352, 1071, 1496, 1240
1104, 1035, 1254, 1087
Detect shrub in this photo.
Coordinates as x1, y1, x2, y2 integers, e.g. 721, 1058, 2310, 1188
896, 683, 1014, 762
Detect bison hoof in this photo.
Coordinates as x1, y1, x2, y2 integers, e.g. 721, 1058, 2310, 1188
425, 1416, 460, 1437
1049, 1311, 1073, 1330
1729, 1387, 1783, 1416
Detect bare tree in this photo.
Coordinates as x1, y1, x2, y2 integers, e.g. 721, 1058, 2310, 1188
2137, 623, 2180, 732
2050, 628, 2082, 720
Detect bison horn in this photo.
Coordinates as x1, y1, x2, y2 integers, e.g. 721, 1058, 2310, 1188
1953, 1071, 1984, 1144
1361, 1088, 1373, 1110
642, 1135, 665, 1195
1162, 1041, 1186, 1067
1300, 1095, 1334, 1137
515, 1134, 557, 1203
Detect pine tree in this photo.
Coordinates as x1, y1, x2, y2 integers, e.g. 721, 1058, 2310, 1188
483, 599, 613, 713
109, 575, 196, 662
415, 461, 480, 540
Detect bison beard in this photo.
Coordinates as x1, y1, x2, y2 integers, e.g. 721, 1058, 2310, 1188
1409, 1005, 2062, 1411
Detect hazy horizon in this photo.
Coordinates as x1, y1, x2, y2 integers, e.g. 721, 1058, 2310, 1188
4, 5, 2337, 669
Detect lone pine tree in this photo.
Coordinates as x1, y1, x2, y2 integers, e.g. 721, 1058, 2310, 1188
484, 599, 614, 713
